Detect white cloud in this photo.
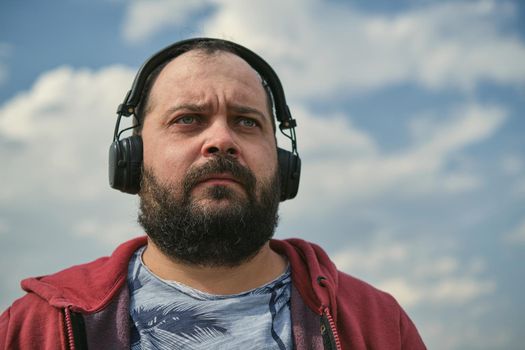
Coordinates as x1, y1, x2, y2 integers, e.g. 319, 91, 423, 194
285, 106, 377, 159
376, 276, 497, 308
408, 104, 506, 156
333, 236, 496, 308
281, 103, 506, 218
422, 318, 511, 350
429, 277, 495, 304
122, 0, 209, 43
119, 1, 525, 94
0, 65, 135, 200
198, 0, 525, 97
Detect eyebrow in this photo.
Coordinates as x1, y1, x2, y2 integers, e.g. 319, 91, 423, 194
228, 104, 267, 121
163, 103, 268, 121
163, 103, 208, 117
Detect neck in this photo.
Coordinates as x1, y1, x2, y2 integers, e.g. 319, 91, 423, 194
142, 238, 287, 295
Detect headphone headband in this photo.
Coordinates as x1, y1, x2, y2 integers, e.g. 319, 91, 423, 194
117, 38, 296, 130
110, 38, 301, 200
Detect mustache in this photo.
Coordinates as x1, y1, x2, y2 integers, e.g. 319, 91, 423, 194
182, 155, 257, 195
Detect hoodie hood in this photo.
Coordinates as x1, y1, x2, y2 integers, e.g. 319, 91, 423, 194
21, 237, 338, 318
21, 237, 147, 313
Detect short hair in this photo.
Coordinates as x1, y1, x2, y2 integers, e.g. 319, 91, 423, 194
133, 40, 276, 134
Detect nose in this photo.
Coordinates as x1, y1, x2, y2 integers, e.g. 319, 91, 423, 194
201, 120, 240, 158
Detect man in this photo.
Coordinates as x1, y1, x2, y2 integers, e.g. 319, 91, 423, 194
0, 38, 426, 349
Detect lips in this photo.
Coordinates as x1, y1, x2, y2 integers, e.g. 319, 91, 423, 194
197, 173, 243, 187
182, 155, 256, 197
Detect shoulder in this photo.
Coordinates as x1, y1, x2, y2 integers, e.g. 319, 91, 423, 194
335, 271, 426, 348
2, 293, 61, 324
1, 293, 64, 349
336, 270, 400, 310
20, 237, 147, 312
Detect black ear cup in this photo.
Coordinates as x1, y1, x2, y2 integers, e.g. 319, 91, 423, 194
109, 135, 143, 194
278, 147, 301, 201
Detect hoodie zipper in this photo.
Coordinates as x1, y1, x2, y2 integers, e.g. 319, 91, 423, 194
63, 307, 88, 350
63, 308, 76, 350
320, 307, 342, 350
317, 276, 342, 350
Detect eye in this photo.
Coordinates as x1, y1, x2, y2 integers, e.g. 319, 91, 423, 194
174, 115, 198, 125
238, 117, 258, 128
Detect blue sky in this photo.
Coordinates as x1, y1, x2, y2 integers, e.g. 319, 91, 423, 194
1, 1, 524, 349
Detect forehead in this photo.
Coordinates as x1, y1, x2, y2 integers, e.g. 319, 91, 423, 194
148, 50, 267, 108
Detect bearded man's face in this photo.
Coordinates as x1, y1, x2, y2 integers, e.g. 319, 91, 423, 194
137, 50, 281, 266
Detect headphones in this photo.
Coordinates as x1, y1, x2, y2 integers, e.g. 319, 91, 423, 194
109, 38, 301, 201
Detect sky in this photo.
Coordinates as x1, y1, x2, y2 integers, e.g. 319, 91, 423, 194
0, 0, 524, 348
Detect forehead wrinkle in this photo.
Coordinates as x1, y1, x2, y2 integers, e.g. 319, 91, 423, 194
162, 80, 266, 115
148, 51, 272, 124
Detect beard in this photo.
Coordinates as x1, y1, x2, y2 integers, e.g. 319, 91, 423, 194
137, 155, 280, 268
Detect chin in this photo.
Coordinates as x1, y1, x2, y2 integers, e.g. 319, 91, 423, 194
190, 185, 247, 209
198, 185, 248, 201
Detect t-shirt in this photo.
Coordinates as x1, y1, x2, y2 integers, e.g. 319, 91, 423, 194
127, 247, 293, 349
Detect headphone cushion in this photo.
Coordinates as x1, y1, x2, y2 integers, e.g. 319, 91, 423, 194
277, 147, 301, 201
109, 135, 143, 194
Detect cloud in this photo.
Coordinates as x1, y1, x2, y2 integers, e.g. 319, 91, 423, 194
422, 317, 511, 350
0, 65, 135, 201
119, 0, 525, 97
122, 0, 209, 43
281, 103, 506, 218
198, 0, 525, 96
332, 235, 496, 308
119, 1, 525, 95
290, 107, 377, 159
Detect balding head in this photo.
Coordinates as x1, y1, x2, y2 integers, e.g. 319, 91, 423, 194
135, 44, 275, 133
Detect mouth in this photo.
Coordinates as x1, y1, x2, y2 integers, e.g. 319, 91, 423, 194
196, 173, 243, 187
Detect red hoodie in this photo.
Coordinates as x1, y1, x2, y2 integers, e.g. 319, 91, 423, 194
0, 237, 426, 349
